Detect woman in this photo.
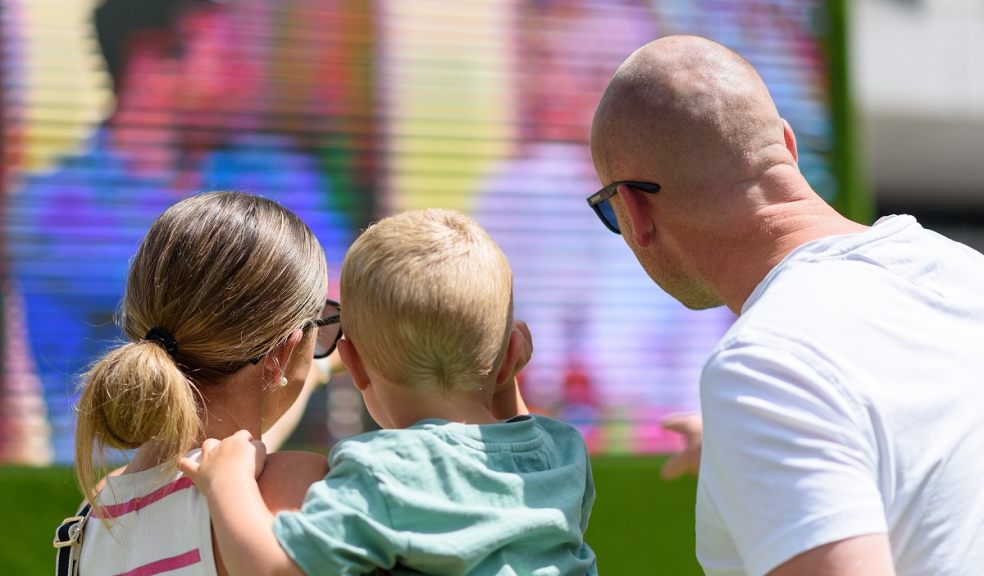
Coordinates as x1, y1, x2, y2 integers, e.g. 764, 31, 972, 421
69, 192, 340, 575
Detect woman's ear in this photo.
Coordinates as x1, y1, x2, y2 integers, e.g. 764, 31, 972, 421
264, 328, 303, 381
337, 338, 370, 391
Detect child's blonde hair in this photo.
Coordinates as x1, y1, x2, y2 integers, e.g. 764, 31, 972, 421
341, 209, 512, 392
75, 192, 328, 509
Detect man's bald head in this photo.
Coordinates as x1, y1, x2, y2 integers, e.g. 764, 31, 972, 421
591, 36, 792, 195
588, 36, 861, 313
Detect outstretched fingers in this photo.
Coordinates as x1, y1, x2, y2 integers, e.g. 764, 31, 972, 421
660, 413, 703, 480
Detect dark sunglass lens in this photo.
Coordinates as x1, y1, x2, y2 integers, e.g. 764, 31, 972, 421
313, 300, 342, 358
598, 200, 619, 233
314, 323, 341, 358
321, 300, 339, 317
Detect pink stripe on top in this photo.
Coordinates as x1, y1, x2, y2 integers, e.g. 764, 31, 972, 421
100, 476, 194, 519
115, 549, 202, 576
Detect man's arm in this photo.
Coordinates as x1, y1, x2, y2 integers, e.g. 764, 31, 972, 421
180, 431, 304, 576
699, 338, 890, 575
769, 534, 895, 576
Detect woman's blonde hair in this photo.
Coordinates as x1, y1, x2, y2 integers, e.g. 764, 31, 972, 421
75, 191, 327, 507
340, 208, 513, 393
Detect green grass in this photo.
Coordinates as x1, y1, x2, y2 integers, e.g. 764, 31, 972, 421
587, 456, 701, 575
1, 466, 84, 575
3, 457, 700, 574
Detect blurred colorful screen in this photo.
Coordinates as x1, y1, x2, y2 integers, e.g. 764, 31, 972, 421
0, 0, 839, 463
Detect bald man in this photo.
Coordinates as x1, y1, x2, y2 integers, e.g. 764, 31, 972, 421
589, 36, 984, 576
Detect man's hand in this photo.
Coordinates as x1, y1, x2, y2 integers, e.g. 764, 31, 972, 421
660, 413, 702, 480
179, 429, 267, 496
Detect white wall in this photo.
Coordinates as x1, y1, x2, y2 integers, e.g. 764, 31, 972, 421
851, 0, 984, 207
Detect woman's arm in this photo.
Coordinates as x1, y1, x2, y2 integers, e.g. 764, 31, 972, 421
262, 354, 337, 452
258, 451, 328, 512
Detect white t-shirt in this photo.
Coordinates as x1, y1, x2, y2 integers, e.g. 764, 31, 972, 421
696, 215, 984, 576
80, 451, 217, 576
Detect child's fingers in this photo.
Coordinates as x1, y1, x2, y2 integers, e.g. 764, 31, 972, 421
231, 429, 254, 442
252, 440, 268, 478
178, 457, 199, 477
201, 437, 221, 455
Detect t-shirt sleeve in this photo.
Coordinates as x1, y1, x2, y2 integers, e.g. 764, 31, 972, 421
273, 453, 406, 575
698, 337, 888, 576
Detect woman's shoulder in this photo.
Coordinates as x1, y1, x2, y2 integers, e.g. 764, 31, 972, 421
257, 450, 329, 513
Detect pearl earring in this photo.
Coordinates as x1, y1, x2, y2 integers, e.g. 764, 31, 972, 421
279, 375, 289, 388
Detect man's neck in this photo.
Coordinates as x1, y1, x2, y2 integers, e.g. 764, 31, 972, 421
719, 199, 868, 313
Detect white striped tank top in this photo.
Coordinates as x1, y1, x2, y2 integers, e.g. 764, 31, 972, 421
79, 451, 217, 576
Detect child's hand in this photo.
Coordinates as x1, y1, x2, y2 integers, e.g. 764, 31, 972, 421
179, 430, 267, 497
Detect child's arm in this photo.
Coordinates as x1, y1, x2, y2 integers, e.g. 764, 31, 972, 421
492, 379, 530, 419
492, 320, 533, 420
179, 431, 304, 576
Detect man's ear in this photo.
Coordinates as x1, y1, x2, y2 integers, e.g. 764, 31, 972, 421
781, 117, 798, 163
616, 184, 656, 248
337, 338, 370, 391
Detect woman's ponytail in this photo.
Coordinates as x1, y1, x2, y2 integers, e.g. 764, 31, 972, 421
75, 340, 199, 507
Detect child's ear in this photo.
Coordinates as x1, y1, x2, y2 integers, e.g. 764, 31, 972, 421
495, 322, 532, 388
337, 338, 371, 391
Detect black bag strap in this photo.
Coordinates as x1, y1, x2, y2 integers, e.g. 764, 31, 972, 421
54, 502, 91, 576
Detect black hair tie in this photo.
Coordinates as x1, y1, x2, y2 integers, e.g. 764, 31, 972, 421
144, 327, 179, 357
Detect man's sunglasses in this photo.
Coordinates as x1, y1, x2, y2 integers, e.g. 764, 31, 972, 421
586, 181, 661, 234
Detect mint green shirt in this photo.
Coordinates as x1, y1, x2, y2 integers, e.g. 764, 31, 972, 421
274, 415, 596, 575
